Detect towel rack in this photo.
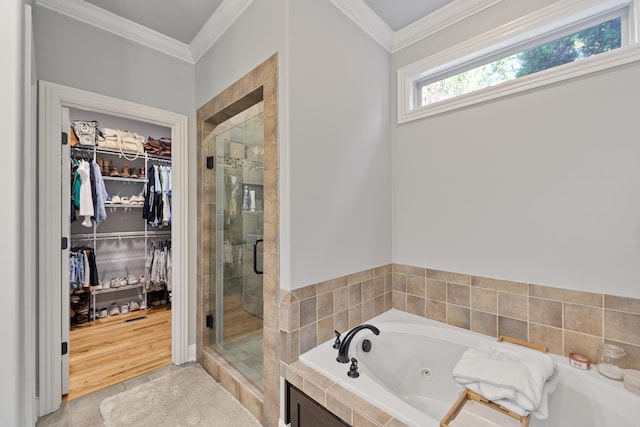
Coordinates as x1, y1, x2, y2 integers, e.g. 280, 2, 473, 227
440, 336, 547, 427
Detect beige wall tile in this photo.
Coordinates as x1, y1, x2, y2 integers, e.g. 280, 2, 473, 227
334, 287, 349, 313
472, 276, 527, 295
447, 283, 470, 307
447, 305, 470, 330
529, 284, 602, 307
471, 310, 497, 337
393, 264, 425, 277
604, 309, 640, 345
406, 295, 426, 317
317, 291, 334, 319
288, 361, 334, 390
335, 310, 349, 334
317, 276, 348, 294
564, 330, 601, 361
317, 316, 334, 345
392, 273, 407, 292
362, 300, 375, 322
471, 287, 497, 313
427, 269, 470, 285
426, 279, 446, 301
349, 269, 373, 284
372, 276, 385, 298
407, 275, 426, 297
299, 323, 317, 354
392, 291, 407, 312
529, 323, 563, 355
564, 304, 602, 336
349, 304, 363, 329
426, 299, 446, 323
292, 284, 317, 301
498, 316, 527, 341
302, 380, 326, 406
529, 297, 562, 328
353, 412, 382, 427
604, 295, 640, 314
498, 292, 527, 321
349, 282, 363, 306
300, 297, 317, 327
362, 279, 374, 301
373, 264, 392, 277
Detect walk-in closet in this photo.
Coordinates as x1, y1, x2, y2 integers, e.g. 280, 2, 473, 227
66, 109, 173, 400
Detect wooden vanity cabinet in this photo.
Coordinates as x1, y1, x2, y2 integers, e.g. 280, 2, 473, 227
286, 381, 351, 427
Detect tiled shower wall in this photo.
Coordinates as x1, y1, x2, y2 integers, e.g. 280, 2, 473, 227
279, 264, 640, 369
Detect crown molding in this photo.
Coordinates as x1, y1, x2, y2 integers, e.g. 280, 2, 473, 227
329, 0, 395, 51
190, 0, 254, 63
36, 0, 193, 62
392, 0, 505, 52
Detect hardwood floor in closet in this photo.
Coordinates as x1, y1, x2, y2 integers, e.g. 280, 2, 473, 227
66, 306, 172, 401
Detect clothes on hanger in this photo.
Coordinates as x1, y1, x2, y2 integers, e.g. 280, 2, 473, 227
142, 165, 172, 227
144, 240, 172, 292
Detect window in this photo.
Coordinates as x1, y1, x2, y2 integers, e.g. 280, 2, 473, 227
397, 0, 640, 123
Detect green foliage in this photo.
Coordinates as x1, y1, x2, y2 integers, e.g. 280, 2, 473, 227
421, 18, 622, 106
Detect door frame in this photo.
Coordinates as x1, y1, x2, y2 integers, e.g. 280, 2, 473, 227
37, 81, 189, 416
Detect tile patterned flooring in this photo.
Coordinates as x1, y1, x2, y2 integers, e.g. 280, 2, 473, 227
213, 330, 264, 391
36, 363, 188, 427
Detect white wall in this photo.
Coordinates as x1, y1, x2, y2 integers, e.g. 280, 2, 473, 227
33, 6, 195, 116
0, 1, 25, 425
391, 1, 640, 298
194, 0, 286, 108
287, 0, 391, 288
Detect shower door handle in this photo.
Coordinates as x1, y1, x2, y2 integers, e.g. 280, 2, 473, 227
253, 239, 263, 275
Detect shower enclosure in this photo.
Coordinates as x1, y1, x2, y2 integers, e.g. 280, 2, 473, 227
205, 103, 264, 391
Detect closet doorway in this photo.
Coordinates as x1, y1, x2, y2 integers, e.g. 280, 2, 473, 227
38, 81, 189, 416
65, 108, 174, 400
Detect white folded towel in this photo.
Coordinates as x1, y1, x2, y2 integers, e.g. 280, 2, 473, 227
452, 340, 557, 419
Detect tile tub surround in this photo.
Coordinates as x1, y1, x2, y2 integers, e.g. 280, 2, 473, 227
280, 264, 640, 427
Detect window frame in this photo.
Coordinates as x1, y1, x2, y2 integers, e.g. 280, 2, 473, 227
397, 0, 640, 124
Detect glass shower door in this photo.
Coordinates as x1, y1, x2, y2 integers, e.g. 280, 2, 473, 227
213, 107, 264, 390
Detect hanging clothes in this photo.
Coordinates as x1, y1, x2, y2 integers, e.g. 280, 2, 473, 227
77, 160, 94, 227
90, 160, 108, 223
144, 241, 171, 291
143, 165, 172, 227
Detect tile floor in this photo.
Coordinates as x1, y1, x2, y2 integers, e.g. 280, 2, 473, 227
36, 363, 187, 427
212, 330, 264, 391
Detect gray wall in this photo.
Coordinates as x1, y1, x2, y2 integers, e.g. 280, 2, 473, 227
33, 6, 195, 116
391, 1, 640, 298
196, 0, 391, 290
287, 0, 391, 288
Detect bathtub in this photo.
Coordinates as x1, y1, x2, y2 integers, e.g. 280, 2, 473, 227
299, 309, 639, 427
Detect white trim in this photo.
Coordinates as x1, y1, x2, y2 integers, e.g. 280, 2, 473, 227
35, 0, 192, 62
37, 81, 189, 416
189, 0, 255, 63
35, 0, 254, 64
23, 5, 38, 426
328, 0, 394, 51
392, 0, 505, 53
397, 0, 637, 123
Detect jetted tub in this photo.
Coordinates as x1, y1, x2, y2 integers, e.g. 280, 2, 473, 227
299, 309, 639, 427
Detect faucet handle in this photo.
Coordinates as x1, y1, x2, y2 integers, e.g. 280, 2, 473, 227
332, 330, 341, 349
347, 358, 360, 378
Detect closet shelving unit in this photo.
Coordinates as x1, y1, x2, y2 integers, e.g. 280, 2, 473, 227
70, 144, 172, 322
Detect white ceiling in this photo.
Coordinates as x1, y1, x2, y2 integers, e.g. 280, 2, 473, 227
35, 0, 501, 62
83, 0, 225, 44
362, 0, 454, 31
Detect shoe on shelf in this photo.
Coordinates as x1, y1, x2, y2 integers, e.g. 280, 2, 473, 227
138, 300, 147, 310
127, 275, 139, 285
109, 165, 120, 177
118, 277, 128, 287
101, 279, 110, 289
139, 168, 146, 179
110, 278, 121, 288
99, 307, 108, 318
129, 168, 138, 179
129, 300, 140, 311
111, 195, 122, 204
121, 303, 129, 314
92, 281, 102, 291
109, 302, 120, 316
121, 165, 130, 178
120, 196, 130, 204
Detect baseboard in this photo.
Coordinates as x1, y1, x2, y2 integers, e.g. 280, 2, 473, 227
187, 344, 197, 362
